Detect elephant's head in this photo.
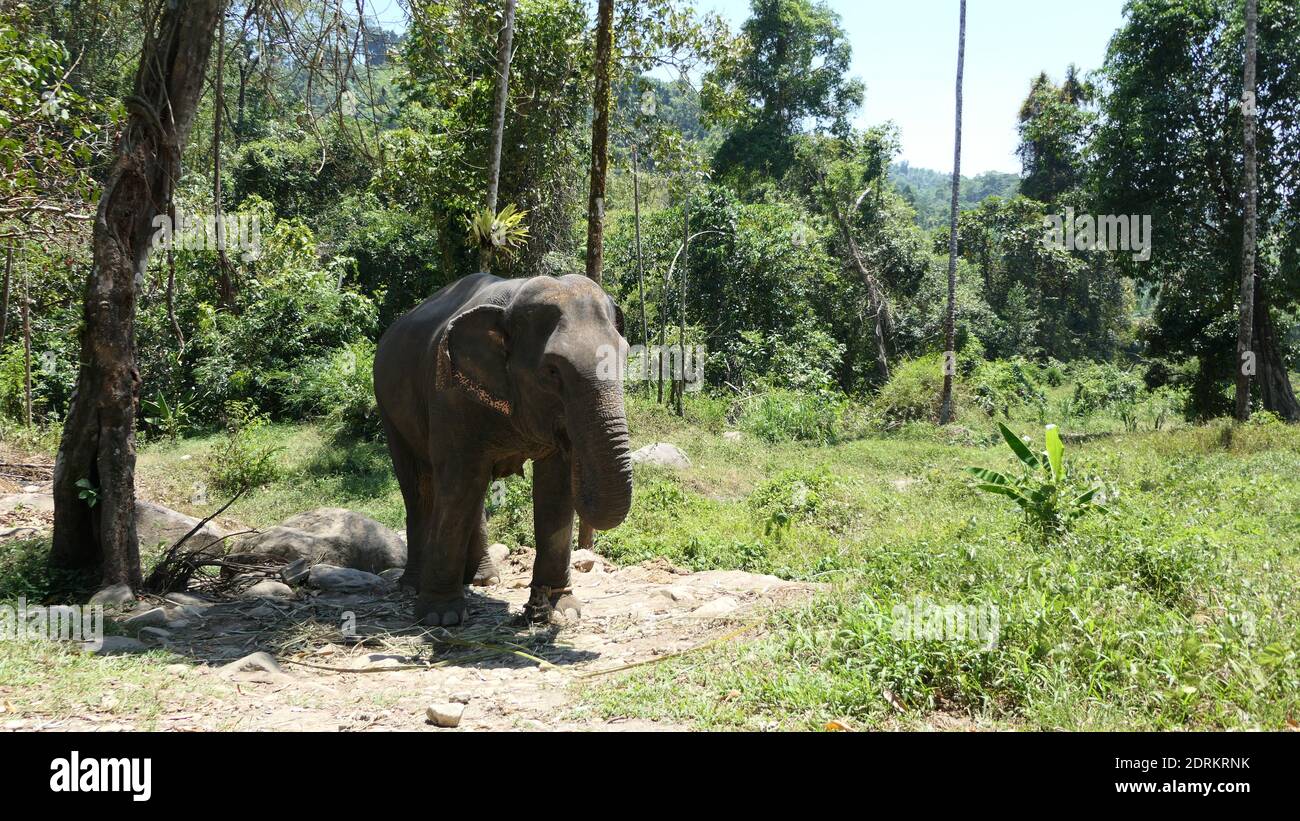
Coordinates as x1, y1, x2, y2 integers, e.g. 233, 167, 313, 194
440, 275, 632, 531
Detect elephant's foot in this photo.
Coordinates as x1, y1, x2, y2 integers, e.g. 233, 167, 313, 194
524, 585, 582, 624
415, 593, 468, 627
398, 567, 421, 591
466, 553, 500, 587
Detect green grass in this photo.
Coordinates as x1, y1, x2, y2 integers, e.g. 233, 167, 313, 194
5, 390, 1298, 731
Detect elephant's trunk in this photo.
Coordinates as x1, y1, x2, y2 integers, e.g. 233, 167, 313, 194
565, 378, 632, 531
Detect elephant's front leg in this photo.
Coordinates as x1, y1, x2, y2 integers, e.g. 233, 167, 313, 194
415, 465, 489, 627
525, 451, 582, 622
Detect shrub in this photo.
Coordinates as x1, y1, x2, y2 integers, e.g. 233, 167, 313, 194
873, 353, 945, 425
1069, 362, 1142, 417
286, 338, 381, 441
741, 389, 846, 444
969, 358, 1046, 418
202, 402, 283, 496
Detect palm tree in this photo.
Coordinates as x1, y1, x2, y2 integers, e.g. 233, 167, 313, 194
1235, 0, 1257, 421
939, 0, 966, 425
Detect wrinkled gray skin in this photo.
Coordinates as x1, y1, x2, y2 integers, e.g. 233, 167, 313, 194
374, 273, 632, 626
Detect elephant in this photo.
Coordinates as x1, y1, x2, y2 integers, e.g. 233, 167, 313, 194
373, 272, 632, 626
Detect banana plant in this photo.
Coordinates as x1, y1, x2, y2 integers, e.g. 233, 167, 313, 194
968, 422, 1107, 539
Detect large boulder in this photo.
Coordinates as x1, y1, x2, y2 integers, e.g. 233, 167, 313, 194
232, 508, 405, 573
136, 500, 230, 557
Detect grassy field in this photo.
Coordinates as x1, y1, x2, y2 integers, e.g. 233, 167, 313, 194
3, 390, 1299, 730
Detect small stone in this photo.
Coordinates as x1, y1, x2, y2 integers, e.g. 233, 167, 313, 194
21, 484, 40, 493
220, 651, 283, 676
80, 635, 147, 655
180, 454, 192, 461
281, 557, 312, 586
425, 702, 465, 728
122, 607, 169, 629
89, 583, 135, 608
652, 586, 694, 602
243, 580, 294, 599
171, 604, 208, 622
138, 626, 172, 643
308, 564, 390, 593
571, 549, 603, 573
449, 692, 472, 705
165, 663, 190, 676
691, 596, 741, 618
488, 543, 510, 566
722, 431, 743, 442
163, 591, 210, 608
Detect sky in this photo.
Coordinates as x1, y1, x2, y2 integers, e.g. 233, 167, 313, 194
698, 0, 1130, 175
368, 0, 1131, 175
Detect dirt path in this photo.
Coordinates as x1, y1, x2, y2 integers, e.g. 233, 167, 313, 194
15, 543, 815, 732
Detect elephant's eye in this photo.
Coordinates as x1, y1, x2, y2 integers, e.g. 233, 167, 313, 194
544, 364, 562, 389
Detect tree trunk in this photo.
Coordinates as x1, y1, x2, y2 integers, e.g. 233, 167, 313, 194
584, 0, 614, 281
480, 0, 517, 273
214, 9, 235, 308
50, 0, 222, 590
676, 190, 688, 417
578, 0, 615, 554
1254, 279, 1300, 421
834, 205, 890, 382
1234, 0, 1257, 421
22, 261, 31, 428
0, 243, 10, 346
633, 146, 649, 361
939, 0, 966, 425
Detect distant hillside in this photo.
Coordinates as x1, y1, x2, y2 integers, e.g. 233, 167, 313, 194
890, 162, 1021, 230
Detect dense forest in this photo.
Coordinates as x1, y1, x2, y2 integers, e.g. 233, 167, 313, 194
0, 0, 1297, 733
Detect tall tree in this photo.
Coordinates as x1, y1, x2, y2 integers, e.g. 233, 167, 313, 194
703, 0, 863, 186
480, 0, 518, 272
1235, 0, 1257, 421
939, 0, 966, 426
1094, 0, 1300, 420
578, 0, 616, 554
50, 0, 223, 590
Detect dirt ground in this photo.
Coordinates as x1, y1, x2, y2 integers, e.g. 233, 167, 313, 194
7, 529, 816, 731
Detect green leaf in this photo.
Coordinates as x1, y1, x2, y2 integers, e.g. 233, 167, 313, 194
975, 483, 1030, 504
1044, 424, 1064, 481
997, 422, 1039, 469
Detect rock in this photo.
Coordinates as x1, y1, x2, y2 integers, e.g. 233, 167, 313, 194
135, 500, 230, 557
691, 596, 741, 619
425, 702, 465, 728
165, 663, 190, 676
449, 692, 472, 705
379, 568, 405, 584
89, 583, 135, 608
630, 442, 691, 469
170, 605, 209, 622
220, 651, 283, 676
137, 627, 172, 643
121, 607, 169, 630
307, 564, 391, 593
281, 557, 312, 586
21, 484, 41, 493
571, 549, 603, 573
488, 542, 510, 567
163, 591, 210, 608
651, 586, 695, 603
722, 431, 744, 442
0, 492, 54, 515
232, 508, 405, 573
243, 580, 294, 599
79, 636, 147, 655
0, 526, 40, 539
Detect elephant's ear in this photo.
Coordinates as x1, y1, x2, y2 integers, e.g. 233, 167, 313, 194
438, 304, 512, 415
609, 298, 625, 338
